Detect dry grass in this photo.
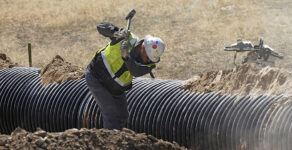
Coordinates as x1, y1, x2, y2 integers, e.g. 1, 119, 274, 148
0, 0, 291, 80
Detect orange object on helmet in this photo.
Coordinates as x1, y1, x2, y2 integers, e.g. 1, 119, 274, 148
144, 35, 165, 63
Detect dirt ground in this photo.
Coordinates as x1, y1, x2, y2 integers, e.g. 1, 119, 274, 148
0, 53, 19, 69
1, 0, 291, 80
39, 55, 85, 86
0, 127, 186, 150
181, 64, 292, 98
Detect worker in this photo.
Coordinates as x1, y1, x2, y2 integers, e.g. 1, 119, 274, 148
85, 22, 165, 130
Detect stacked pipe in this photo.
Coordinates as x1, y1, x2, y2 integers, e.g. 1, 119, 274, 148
0, 67, 291, 150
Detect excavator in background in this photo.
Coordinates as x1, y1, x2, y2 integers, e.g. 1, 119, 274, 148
224, 37, 284, 67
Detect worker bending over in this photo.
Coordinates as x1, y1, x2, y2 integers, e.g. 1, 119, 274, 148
85, 22, 165, 130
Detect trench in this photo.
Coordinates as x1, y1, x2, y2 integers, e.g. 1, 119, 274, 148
0, 67, 291, 150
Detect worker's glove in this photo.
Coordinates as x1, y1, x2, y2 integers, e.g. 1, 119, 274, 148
113, 28, 130, 40
120, 40, 130, 58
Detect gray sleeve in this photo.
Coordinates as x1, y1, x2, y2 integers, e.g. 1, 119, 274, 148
123, 57, 155, 77
97, 22, 120, 41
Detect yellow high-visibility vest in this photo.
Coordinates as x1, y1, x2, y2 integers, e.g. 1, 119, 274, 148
93, 33, 138, 86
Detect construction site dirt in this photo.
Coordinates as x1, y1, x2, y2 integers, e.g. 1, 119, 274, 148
0, 127, 186, 150
0, 53, 19, 70
39, 55, 85, 86
182, 63, 292, 98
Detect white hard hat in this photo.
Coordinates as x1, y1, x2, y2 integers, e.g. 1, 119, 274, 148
144, 35, 165, 63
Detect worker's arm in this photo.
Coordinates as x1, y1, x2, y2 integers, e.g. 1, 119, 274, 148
97, 22, 121, 44
122, 57, 155, 77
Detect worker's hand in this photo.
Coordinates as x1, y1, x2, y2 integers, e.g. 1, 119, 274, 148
113, 28, 130, 40
120, 40, 130, 58
119, 28, 130, 39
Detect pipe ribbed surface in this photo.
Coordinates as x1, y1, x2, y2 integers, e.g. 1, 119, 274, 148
0, 67, 291, 150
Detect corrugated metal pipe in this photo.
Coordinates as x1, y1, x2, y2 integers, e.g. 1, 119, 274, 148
0, 67, 291, 150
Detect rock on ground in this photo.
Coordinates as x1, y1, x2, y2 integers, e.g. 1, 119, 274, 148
0, 53, 19, 70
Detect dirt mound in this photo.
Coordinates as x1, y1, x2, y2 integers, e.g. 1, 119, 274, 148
0, 127, 186, 150
0, 53, 18, 70
40, 55, 85, 86
181, 64, 292, 97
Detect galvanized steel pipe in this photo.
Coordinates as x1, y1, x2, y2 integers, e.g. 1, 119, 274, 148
0, 67, 291, 150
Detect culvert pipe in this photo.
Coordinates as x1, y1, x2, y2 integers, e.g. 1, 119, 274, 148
0, 67, 291, 150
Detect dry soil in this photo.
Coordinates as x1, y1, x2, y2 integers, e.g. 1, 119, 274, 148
181, 64, 292, 98
0, 127, 186, 150
0, 53, 19, 69
39, 55, 85, 86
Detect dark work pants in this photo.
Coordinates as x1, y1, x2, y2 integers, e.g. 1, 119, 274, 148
85, 71, 129, 130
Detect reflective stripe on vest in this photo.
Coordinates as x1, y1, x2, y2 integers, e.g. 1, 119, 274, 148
91, 33, 138, 60
101, 33, 138, 87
